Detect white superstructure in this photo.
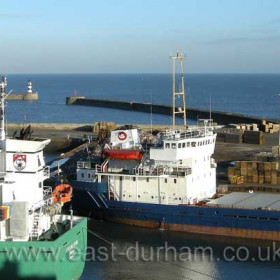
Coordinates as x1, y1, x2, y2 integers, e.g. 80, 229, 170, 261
0, 76, 64, 241
76, 51, 217, 205
77, 124, 217, 205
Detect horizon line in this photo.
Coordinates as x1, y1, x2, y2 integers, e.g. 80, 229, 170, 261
2, 72, 280, 75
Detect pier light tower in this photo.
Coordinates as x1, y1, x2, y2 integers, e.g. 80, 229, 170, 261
27, 80, 33, 94
170, 50, 187, 129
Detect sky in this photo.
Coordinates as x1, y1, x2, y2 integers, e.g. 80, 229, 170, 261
0, 0, 280, 74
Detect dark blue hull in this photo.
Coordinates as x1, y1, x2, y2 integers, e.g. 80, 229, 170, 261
71, 181, 280, 240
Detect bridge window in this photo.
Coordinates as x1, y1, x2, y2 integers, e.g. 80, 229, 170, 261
174, 179, 177, 184
88, 174, 91, 178
172, 143, 176, 149
187, 142, 190, 147
178, 143, 181, 148
81, 173, 84, 178
146, 178, 149, 182
165, 178, 168, 183
191, 142, 196, 147
182, 143, 185, 148
165, 143, 170, 149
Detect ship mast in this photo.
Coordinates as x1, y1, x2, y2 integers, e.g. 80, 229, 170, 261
0, 76, 7, 180
170, 50, 187, 129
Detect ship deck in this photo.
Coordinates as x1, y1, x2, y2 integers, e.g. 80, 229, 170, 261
207, 192, 280, 211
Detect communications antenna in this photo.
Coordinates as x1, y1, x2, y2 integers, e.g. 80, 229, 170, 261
170, 50, 187, 129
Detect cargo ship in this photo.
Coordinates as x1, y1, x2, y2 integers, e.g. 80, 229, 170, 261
71, 52, 280, 241
0, 76, 87, 279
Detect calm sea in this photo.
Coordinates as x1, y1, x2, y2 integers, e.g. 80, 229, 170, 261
6, 74, 280, 279
82, 219, 280, 280
5, 74, 280, 125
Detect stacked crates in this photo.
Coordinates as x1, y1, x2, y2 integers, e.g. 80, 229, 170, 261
243, 131, 265, 145
216, 129, 265, 145
228, 160, 280, 185
259, 120, 280, 134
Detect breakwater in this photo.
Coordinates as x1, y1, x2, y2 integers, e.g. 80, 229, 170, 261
66, 97, 277, 125
6, 92, 38, 101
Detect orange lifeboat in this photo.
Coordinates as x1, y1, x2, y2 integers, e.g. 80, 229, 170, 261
103, 149, 144, 160
52, 184, 73, 203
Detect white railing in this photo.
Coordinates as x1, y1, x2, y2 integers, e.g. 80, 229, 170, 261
30, 196, 54, 212
138, 165, 192, 176
77, 161, 91, 169
162, 127, 214, 141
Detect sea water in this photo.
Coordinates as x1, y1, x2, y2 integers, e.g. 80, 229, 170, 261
5, 74, 280, 125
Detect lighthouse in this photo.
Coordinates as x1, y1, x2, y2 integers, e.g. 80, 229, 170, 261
23, 79, 39, 100
27, 80, 33, 94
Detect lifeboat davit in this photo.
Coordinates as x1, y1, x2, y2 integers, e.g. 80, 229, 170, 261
103, 149, 144, 160
52, 184, 73, 203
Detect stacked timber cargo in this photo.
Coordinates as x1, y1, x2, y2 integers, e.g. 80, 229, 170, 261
230, 123, 259, 131
243, 131, 265, 145
228, 160, 280, 185
92, 122, 117, 133
229, 121, 279, 133
259, 120, 280, 134
216, 131, 243, 144
216, 128, 265, 144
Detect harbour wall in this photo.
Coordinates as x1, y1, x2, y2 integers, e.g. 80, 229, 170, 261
66, 97, 277, 125
7, 123, 89, 130
6, 93, 39, 101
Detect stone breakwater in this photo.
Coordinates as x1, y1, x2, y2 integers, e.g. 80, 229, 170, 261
6, 92, 38, 101
66, 97, 277, 125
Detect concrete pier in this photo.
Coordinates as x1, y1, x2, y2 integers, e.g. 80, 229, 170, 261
6, 92, 38, 101
66, 97, 277, 125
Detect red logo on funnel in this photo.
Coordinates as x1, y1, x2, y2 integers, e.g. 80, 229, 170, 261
13, 154, 27, 171
118, 132, 127, 141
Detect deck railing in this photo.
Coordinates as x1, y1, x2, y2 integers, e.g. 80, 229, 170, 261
138, 165, 192, 176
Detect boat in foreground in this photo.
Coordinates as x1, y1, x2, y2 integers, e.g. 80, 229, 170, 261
0, 77, 87, 279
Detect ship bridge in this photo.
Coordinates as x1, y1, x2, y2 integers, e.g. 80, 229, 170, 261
150, 127, 216, 163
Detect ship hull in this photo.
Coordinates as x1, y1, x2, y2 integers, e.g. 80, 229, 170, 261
72, 181, 280, 241
0, 217, 87, 280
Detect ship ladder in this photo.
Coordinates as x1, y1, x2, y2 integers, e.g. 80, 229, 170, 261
30, 213, 40, 240
135, 153, 147, 175
101, 159, 109, 172
108, 177, 119, 201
